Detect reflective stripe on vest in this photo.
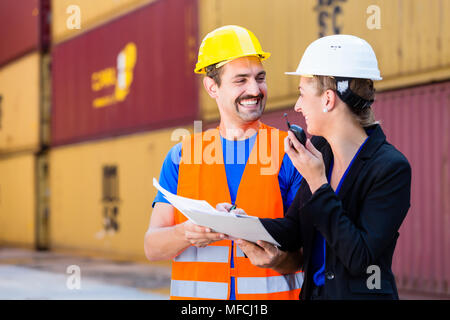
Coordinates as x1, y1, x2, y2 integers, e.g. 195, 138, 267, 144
172, 123, 302, 300
237, 273, 304, 295
235, 245, 245, 258
171, 280, 228, 300
175, 245, 229, 263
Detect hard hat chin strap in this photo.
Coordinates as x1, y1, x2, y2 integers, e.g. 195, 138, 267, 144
334, 77, 374, 109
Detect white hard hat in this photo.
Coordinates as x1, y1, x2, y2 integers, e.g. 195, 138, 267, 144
286, 34, 382, 80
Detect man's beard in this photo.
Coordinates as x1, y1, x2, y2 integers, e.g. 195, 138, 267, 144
234, 93, 265, 122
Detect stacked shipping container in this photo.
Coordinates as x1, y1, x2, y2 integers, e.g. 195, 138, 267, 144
51, 0, 198, 146
1, 0, 448, 296
49, 127, 192, 257
0, 154, 37, 245
51, 0, 157, 44
49, 0, 198, 258
0, 0, 50, 248
198, 0, 450, 121
0, 0, 50, 67
374, 83, 450, 297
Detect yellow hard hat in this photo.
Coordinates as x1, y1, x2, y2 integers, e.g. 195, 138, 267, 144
194, 25, 271, 74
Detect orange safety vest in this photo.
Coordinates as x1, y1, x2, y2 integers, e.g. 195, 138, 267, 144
171, 122, 303, 300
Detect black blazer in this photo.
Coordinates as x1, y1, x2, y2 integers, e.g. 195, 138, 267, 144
261, 124, 411, 300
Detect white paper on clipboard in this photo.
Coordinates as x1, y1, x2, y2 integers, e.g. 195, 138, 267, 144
153, 178, 280, 246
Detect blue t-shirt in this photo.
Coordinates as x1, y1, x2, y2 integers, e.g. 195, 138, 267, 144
153, 133, 303, 299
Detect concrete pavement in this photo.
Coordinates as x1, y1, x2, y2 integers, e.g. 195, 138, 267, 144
1, 247, 446, 300
0, 247, 171, 300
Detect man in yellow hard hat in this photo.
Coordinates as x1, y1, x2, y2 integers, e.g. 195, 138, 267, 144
144, 25, 303, 300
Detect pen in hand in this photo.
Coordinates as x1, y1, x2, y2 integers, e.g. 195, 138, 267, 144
227, 204, 247, 258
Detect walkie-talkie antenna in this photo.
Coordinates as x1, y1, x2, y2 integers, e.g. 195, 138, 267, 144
284, 113, 291, 129
283, 112, 307, 146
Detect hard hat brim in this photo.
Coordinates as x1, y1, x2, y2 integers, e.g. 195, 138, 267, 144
195, 52, 271, 74
285, 72, 314, 77
285, 71, 382, 81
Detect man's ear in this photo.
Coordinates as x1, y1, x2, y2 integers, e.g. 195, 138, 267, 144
203, 76, 219, 99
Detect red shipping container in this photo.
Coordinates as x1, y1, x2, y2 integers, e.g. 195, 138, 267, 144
51, 0, 198, 146
374, 81, 450, 297
0, 0, 50, 66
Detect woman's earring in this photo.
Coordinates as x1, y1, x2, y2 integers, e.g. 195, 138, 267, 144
323, 108, 328, 113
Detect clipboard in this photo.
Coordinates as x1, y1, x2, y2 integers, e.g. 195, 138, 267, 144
153, 178, 280, 246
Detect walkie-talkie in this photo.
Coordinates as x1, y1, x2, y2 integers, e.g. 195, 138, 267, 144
284, 113, 307, 146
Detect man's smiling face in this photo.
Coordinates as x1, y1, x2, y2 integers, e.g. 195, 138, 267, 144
215, 56, 267, 123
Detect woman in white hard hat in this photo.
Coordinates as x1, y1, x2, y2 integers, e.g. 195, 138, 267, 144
241, 35, 411, 299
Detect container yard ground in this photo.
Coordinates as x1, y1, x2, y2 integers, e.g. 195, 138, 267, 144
0, 247, 447, 300
0, 247, 170, 300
